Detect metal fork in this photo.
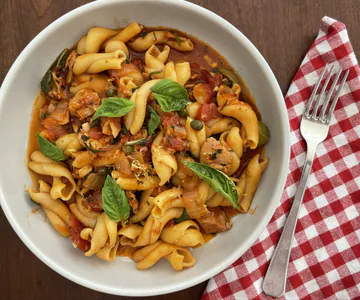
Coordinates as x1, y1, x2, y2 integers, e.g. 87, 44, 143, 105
262, 65, 349, 297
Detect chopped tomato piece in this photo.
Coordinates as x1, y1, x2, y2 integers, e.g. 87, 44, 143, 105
196, 103, 222, 122
87, 190, 103, 212
69, 216, 90, 252
161, 112, 181, 128
164, 135, 187, 151
131, 57, 144, 71
165, 219, 175, 227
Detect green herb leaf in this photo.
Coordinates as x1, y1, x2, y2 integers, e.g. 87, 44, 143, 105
140, 31, 148, 38
182, 161, 238, 209
37, 133, 66, 161
173, 32, 181, 46
125, 138, 147, 146
91, 97, 135, 122
148, 70, 162, 80
174, 209, 191, 224
81, 135, 99, 154
153, 32, 157, 41
147, 106, 161, 135
40, 48, 70, 94
120, 123, 129, 135
150, 79, 190, 112
218, 68, 239, 85
102, 175, 130, 222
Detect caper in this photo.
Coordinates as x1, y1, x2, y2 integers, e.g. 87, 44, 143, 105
258, 121, 269, 147
97, 167, 108, 176
106, 88, 115, 97
190, 120, 204, 131
122, 144, 134, 154
179, 108, 188, 118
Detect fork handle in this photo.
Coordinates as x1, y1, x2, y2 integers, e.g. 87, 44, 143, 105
262, 144, 317, 297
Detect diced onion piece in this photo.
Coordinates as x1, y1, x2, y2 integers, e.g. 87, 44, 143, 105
182, 189, 208, 219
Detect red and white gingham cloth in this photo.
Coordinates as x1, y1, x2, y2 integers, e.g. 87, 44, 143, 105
202, 16, 360, 300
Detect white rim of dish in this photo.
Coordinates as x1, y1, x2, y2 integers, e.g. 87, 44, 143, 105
0, 0, 290, 296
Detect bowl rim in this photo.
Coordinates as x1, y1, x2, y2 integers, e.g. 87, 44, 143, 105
0, 0, 290, 296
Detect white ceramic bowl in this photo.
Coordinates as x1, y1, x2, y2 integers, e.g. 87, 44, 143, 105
0, 0, 290, 296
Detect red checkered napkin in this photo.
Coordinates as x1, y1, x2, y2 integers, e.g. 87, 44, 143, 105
202, 16, 360, 300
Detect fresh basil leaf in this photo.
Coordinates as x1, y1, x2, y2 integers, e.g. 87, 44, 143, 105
102, 175, 130, 222
182, 161, 239, 209
148, 70, 162, 80
40, 48, 69, 94
150, 79, 190, 112
37, 133, 66, 161
125, 138, 147, 146
91, 97, 135, 122
55, 48, 70, 69
148, 106, 160, 135
174, 209, 190, 224
41, 70, 52, 94
174, 32, 181, 46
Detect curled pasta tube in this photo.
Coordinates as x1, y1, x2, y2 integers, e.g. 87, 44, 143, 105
133, 241, 195, 270
84, 27, 117, 54
117, 176, 160, 191
33, 180, 70, 237
219, 127, 244, 176
164, 61, 191, 86
187, 102, 201, 119
152, 187, 183, 217
28, 151, 76, 201
96, 239, 120, 261
124, 79, 160, 135
69, 74, 112, 94
105, 40, 129, 56
131, 189, 154, 223
69, 194, 99, 229
185, 117, 206, 158
236, 154, 268, 212
152, 131, 178, 186
134, 207, 183, 247
29, 186, 71, 230
73, 50, 127, 75
127, 31, 173, 52
217, 85, 259, 149
164, 36, 194, 51
200, 177, 227, 207
84, 212, 118, 257
107, 22, 143, 43
118, 224, 143, 247
77, 36, 87, 54
55, 133, 84, 157
160, 220, 205, 247
205, 117, 241, 137
144, 45, 170, 77
117, 76, 138, 98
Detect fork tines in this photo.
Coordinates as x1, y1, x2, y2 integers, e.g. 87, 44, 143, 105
304, 64, 349, 123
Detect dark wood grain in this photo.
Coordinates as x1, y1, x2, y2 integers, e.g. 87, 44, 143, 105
0, 1, 359, 299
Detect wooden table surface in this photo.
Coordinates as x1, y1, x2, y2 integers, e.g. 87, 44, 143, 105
0, 1, 359, 299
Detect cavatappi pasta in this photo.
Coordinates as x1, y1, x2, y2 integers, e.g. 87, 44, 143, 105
27, 22, 269, 271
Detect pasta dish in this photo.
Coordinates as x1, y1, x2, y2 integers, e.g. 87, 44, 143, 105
27, 22, 269, 270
